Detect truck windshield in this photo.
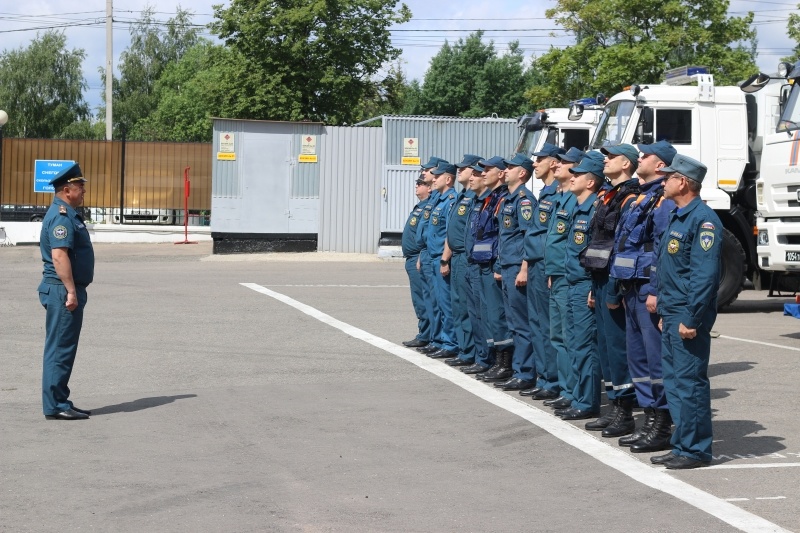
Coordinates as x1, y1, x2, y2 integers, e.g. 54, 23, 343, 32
591, 100, 636, 148
515, 128, 544, 157
778, 83, 800, 133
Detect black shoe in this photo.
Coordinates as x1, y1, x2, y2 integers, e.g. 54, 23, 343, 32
560, 408, 599, 420
532, 389, 559, 401
519, 387, 542, 397
45, 409, 89, 420
664, 456, 709, 470
650, 452, 678, 465
553, 407, 574, 417
549, 397, 573, 409
461, 363, 491, 374
416, 344, 439, 354
429, 348, 457, 359
483, 368, 513, 382
619, 408, 655, 447
446, 358, 473, 367
403, 338, 429, 348
498, 378, 535, 391
585, 399, 619, 431
71, 406, 92, 416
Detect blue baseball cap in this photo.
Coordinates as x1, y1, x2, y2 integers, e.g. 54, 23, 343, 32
570, 151, 606, 179
480, 156, 507, 170
638, 140, 677, 166
432, 162, 457, 176
658, 153, 707, 183
469, 161, 485, 173
558, 147, 586, 163
49, 162, 86, 187
421, 156, 447, 170
456, 154, 483, 168
503, 153, 534, 174
601, 144, 639, 169
532, 143, 566, 158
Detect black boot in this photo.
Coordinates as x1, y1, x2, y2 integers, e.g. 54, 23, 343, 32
585, 399, 619, 431
630, 409, 673, 453
474, 349, 497, 379
601, 396, 635, 437
482, 348, 513, 382
619, 407, 655, 447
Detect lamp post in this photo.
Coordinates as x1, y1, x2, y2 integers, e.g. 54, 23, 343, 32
0, 109, 8, 221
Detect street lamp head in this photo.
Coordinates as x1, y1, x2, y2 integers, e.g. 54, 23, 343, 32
0, 110, 8, 127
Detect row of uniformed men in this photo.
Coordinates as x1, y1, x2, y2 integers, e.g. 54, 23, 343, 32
401, 141, 721, 470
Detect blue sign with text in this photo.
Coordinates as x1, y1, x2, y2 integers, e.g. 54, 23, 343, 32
34, 160, 75, 193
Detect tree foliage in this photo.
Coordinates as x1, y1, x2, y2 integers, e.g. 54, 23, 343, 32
0, 31, 89, 138
210, 0, 411, 124
526, 0, 758, 108
785, 4, 800, 64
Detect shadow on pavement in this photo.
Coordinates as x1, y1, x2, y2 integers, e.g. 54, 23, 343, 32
708, 361, 756, 378
90, 394, 197, 415
721, 298, 791, 314
710, 419, 786, 463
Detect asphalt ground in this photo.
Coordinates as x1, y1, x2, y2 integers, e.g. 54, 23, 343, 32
1, 242, 799, 533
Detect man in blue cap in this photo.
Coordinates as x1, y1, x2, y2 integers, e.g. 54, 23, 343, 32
414, 157, 448, 355
609, 140, 678, 452
37, 162, 95, 420
521, 143, 571, 400
425, 162, 459, 359
441, 155, 485, 367
467, 156, 514, 381
401, 174, 433, 348
581, 144, 640, 436
555, 151, 604, 419
493, 153, 537, 390
650, 154, 721, 470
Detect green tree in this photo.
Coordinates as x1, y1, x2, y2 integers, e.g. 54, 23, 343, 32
210, 0, 411, 124
526, 0, 757, 108
104, 6, 200, 139
0, 31, 89, 138
785, 4, 800, 64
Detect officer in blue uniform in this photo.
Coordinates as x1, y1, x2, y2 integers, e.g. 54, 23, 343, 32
609, 140, 678, 452
557, 151, 604, 419
522, 143, 571, 399
651, 154, 722, 470
415, 156, 447, 355
441, 154, 485, 367
468, 156, 514, 381
542, 150, 581, 410
581, 144, 640, 436
402, 175, 433, 348
494, 153, 537, 390
426, 162, 459, 359
38, 162, 95, 420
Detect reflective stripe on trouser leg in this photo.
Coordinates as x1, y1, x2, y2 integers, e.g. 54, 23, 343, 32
468, 262, 492, 366
480, 262, 512, 351
405, 255, 430, 342
41, 284, 86, 415
593, 276, 633, 400
567, 279, 600, 411
550, 275, 573, 400
450, 253, 477, 362
430, 257, 458, 352
661, 314, 714, 463
528, 261, 557, 391
501, 264, 534, 382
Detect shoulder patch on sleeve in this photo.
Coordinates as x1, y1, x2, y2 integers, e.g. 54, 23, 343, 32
53, 225, 68, 240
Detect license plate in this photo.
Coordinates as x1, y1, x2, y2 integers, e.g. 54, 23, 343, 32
786, 251, 800, 262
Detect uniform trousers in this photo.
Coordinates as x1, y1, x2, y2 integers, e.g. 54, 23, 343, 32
527, 261, 557, 391
566, 279, 600, 412
623, 285, 666, 409
500, 264, 535, 382
450, 252, 478, 363
418, 249, 440, 348
40, 282, 87, 415
405, 255, 431, 343
549, 274, 573, 400
429, 256, 458, 352
592, 275, 634, 402
468, 262, 492, 367
479, 262, 512, 355
661, 313, 715, 463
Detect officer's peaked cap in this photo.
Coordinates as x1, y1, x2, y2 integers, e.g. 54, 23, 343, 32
658, 153, 707, 183
49, 162, 87, 187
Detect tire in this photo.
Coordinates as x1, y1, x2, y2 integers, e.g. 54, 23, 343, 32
718, 227, 746, 309
30, 215, 43, 222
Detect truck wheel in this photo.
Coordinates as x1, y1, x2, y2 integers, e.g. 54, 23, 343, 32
30, 215, 43, 222
718, 227, 745, 309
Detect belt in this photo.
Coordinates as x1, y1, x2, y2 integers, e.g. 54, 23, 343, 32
619, 279, 647, 294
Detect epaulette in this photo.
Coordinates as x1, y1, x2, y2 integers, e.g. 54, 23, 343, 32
519, 189, 526, 197
59, 205, 67, 215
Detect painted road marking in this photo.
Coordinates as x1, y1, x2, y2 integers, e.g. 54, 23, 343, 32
719, 335, 800, 353
242, 283, 792, 533
709, 463, 800, 470
263, 284, 409, 288
725, 497, 787, 502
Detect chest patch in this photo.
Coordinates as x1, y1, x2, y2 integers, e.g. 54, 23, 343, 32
503, 215, 512, 228
423, 210, 430, 219
700, 231, 715, 251
539, 211, 549, 223
573, 231, 585, 245
556, 221, 567, 234
432, 216, 439, 226
667, 238, 680, 254
410, 217, 417, 226
457, 205, 467, 216
53, 225, 68, 240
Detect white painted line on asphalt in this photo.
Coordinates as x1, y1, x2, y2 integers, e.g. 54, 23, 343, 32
756, 497, 787, 501
726, 498, 751, 502
242, 283, 793, 533
263, 284, 409, 288
708, 463, 800, 470
719, 335, 800, 353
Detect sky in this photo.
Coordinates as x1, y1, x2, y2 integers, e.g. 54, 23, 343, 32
0, 0, 797, 116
